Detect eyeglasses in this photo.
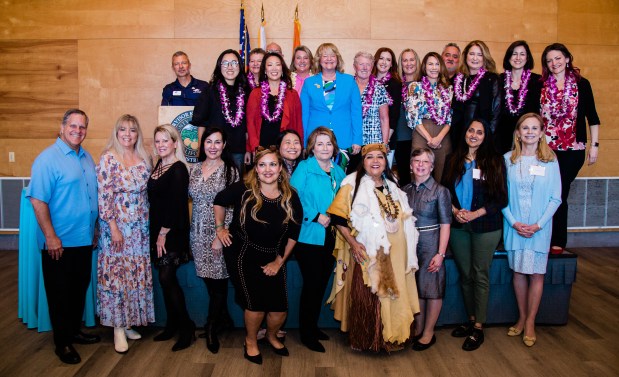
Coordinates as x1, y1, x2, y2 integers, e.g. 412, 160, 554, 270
221, 60, 240, 68
412, 159, 432, 165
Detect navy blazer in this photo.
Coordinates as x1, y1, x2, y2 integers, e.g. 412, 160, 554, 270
300, 72, 363, 149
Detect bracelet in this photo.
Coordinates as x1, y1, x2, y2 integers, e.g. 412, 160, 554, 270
215, 223, 225, 229
438, 252, 446, 258
159, 231, 167, 236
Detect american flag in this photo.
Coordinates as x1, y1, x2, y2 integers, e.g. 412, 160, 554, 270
239, 1, 251, 72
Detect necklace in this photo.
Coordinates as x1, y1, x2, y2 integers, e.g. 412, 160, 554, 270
218, 82, 245, 128
421, 76, 452, 125
260, 80, 287, 122
247, 72, 257, 89
374, 184, 400, 233
504, 69, 531, 115
201, 160, 222, 178
545, 73, 575, 118
357, 75, 377, 118
454, 68, 486, 102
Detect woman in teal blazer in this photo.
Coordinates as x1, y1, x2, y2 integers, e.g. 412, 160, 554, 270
300, 43, 363, 154
291, 127, 346, 353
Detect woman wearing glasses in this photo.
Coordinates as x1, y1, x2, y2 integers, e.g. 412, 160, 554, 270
247, 52, 303, 153
192, 49, 250, 172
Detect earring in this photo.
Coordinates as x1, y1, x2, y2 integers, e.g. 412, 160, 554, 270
278, 175, 282, 183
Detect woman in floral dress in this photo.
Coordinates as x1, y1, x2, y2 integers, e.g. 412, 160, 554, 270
96, 114, 154, 353
406, 52, 453, 181
189, 127, 239, 354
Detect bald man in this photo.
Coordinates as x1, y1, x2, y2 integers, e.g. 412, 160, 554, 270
266, 42, 283, 57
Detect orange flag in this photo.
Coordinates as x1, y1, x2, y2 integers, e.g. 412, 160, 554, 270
293, 4, 301, 50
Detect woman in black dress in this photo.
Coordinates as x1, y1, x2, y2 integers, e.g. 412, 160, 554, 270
213, 147, 303, 364
451, 40, 501, 147
148, 124, 194, 351
497, 41, 542, 154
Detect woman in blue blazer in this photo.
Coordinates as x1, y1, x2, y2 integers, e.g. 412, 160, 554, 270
300, 43, 363, 157
291, 127, 346, 353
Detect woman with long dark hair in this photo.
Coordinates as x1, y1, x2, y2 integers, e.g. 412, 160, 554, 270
246, 52, 303, 153
442, 118, 507, 351
189, 127, 240, 353
192, 49, 250, 172
372, 47, 401, 164
497, 41, 542, 154
213, 148, 302, 364
540, 43, 600, 252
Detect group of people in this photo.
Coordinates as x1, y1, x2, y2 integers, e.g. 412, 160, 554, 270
26, 38, 599, 365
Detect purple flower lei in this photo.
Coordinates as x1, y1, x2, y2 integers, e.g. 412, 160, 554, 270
218, 82, 245, 128
454, 68, 486, 102
421, 76, 452, 126
504, 69, 531, 115
545, 73, 575, 118
260, 80, 287, 122
402, 82, 409, 105
376, 72, 391, 85
247, 72, 258, 89
357, 75, 377, 118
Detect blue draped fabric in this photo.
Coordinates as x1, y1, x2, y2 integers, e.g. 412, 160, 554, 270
18, 189, 98, 332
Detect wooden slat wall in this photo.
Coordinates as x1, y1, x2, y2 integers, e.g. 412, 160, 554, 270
0, 0, 617, 177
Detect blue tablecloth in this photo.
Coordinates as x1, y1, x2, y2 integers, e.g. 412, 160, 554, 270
17, 189, 98, 332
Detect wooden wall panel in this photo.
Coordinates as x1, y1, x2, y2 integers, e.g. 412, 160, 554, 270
0, 40, 78, 139
0, 0, 174, 39
371, 0, 558, 43
558, 0, 619, 45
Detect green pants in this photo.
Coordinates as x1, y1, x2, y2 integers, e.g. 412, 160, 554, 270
449, 225, 501, 324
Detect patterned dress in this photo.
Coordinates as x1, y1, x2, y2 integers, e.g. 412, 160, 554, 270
361, 81, 390, 145
189, 163, 238, 279
96, 152, 155, 327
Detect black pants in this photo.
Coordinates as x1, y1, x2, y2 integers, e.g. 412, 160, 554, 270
552, 150, 585, 248
294, 231, 335, 341
394, 140, 412, 186
41, 245, 93, 348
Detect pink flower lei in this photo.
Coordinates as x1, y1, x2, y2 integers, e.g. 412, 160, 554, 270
454, 68, 486, 102
504, 69, 531, 115
545, 73, 575, 118
260, 80, 287, 122
218, 82, 245, 128
247, 72, 258, 89
421, 76, 452, 126
376, 72, 391, 85
357, 75, 377, 118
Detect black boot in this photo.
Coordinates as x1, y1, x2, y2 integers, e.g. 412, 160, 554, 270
172, 320, 196, 352
205, 322, 220, 354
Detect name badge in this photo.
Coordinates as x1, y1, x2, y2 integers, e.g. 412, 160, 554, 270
473, 168, 482, 180
529, 165, 546, 176
173, 90, 182, 96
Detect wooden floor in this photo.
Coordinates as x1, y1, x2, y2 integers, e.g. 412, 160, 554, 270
1, 248, 618, 377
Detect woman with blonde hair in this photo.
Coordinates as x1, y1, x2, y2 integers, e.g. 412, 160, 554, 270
392, 48, 421, 185
96, 114, 154, 353
502, 113, 561, 347
214, 147, 303, 364
451, 40, 501, 147
301, 43, 362, 162
148, 124, 194, 352
290, 45, 314, 94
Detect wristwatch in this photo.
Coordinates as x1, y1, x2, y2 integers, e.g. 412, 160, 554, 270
591, 142, 600, 147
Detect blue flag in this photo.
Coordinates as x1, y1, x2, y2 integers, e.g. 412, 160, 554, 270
239, 1, 251, 72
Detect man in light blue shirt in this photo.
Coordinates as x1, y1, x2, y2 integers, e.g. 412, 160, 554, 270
26, 109, 100, 364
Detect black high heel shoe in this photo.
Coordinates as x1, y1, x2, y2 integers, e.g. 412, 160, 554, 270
266, 337, 289, 356
172, 321, 196, 352
205, 322, 220, 354
243, 343, 262, 365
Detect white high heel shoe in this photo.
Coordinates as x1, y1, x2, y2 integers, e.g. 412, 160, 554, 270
114, 327, 129, 353
124, 328, 142, 340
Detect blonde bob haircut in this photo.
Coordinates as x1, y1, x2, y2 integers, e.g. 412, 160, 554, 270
510, 113, 556, 164
103, 114, 152, 169
241, 147, 298, 226
153, 124, 188, 169
398, 48, 421, 82
313, 43, 345, 73
306, 126, 339, 159
458, 40, 497, 76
